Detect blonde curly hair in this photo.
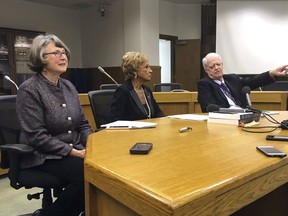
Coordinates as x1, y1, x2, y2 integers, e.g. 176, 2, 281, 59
121, 51, 148, 80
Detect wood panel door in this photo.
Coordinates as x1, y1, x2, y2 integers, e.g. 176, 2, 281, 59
174, 39, 201, 91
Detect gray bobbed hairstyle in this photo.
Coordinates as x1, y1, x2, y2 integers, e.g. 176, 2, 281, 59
28, 34, 70, 73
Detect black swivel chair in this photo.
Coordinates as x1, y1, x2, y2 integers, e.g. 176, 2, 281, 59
153, 83, 182, 92
261, 81, 288, 91
0, 95, 64, 211
88, 89, 116, 131
99, 84, 119, 90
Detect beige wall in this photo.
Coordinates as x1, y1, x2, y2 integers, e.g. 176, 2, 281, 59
0, 0, 202, 69
0, 0, 83, 68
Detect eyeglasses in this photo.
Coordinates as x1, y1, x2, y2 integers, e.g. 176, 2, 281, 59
44, 50, 67, 58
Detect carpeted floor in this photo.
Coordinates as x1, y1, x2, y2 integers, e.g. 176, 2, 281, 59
0, 175, 41, 216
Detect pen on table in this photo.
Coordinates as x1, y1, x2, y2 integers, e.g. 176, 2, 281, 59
106, 126, 131, 129
179, 127, 192, 133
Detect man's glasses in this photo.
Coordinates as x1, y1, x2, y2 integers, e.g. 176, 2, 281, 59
44, 50, 67, 58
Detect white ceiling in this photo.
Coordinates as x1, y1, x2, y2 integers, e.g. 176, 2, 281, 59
22, 0, 211, 10
22, 0, 287, 10
22, 0, 111, 10
162, 0, 210, 3
22, 0, 285, 10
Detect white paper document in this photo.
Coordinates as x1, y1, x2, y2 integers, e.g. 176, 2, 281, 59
167, 114, 208, 121
101, 120, 157, 129
261, 111, 280, 116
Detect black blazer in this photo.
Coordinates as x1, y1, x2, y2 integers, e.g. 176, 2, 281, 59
110, 79, 165, 121
197, 72, 274, 112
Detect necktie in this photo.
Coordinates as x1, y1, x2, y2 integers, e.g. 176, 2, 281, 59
219, 83, 237, 105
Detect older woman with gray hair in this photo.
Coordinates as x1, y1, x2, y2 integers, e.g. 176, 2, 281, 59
16, 34, 92, 216
110, 51, 164, 121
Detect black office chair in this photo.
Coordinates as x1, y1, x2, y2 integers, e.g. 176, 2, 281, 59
153, 83, 182, 92
88, 89, 116, 131
0, 95, 64, 211
99, 84, 119, 90
261, 81, 288, 91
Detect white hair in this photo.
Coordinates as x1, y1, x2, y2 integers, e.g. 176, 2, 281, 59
202, 53, 222, 69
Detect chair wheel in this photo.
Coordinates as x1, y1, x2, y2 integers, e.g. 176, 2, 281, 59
27, 192, 41, 200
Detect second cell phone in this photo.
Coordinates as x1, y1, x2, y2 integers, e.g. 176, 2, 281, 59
256, 146, 287, 158
266, 135, 288, 141
130, 142, 153, 155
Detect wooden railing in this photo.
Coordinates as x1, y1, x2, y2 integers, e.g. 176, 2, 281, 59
79, 91, 288, 132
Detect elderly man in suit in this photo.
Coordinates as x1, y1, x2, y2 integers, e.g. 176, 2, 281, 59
197, 52, 288, 112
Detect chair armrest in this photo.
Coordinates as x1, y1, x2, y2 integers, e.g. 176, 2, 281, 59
0, 144, 33, 154
0, 144, 34, 190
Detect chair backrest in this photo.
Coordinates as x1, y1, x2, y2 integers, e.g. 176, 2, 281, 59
153, 83, 182, 92
0, 95, 19, 169
100, 84, 119, 90
88, 89, 116, 130
261, 81, 288, 91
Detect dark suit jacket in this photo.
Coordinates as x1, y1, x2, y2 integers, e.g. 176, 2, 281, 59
197, 72, 274, 112
110, 79, 165, 121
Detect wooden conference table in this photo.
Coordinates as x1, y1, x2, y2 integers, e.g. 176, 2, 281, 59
84, 112, 288, 216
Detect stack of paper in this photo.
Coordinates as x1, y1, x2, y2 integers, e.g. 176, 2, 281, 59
101, 120, 157, 129
167, 114, 208, 121
207, 112, 259, 125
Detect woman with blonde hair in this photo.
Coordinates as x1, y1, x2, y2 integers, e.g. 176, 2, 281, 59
110, 51, 164, 121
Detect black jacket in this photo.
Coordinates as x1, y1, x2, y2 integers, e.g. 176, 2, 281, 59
110, 79, 164, 121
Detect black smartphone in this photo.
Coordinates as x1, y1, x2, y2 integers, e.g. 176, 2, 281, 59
256, 146, 287, 158
266, 135, 288, 141
130, 142, 153, 155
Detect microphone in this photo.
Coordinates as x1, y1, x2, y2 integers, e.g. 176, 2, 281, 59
97, 66, 119, 86
219, 107, 245, 113
4, 75, 19, 90
207, 104, 220, 112
207, 104, 245, 113
242, 86, 252, 108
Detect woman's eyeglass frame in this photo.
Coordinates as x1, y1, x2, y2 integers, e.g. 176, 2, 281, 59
44, 50, 67, 58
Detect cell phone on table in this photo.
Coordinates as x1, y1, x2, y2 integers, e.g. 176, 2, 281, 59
266, 135, 288, 141
130, 142, 153, 155
256, 146, 286, 158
